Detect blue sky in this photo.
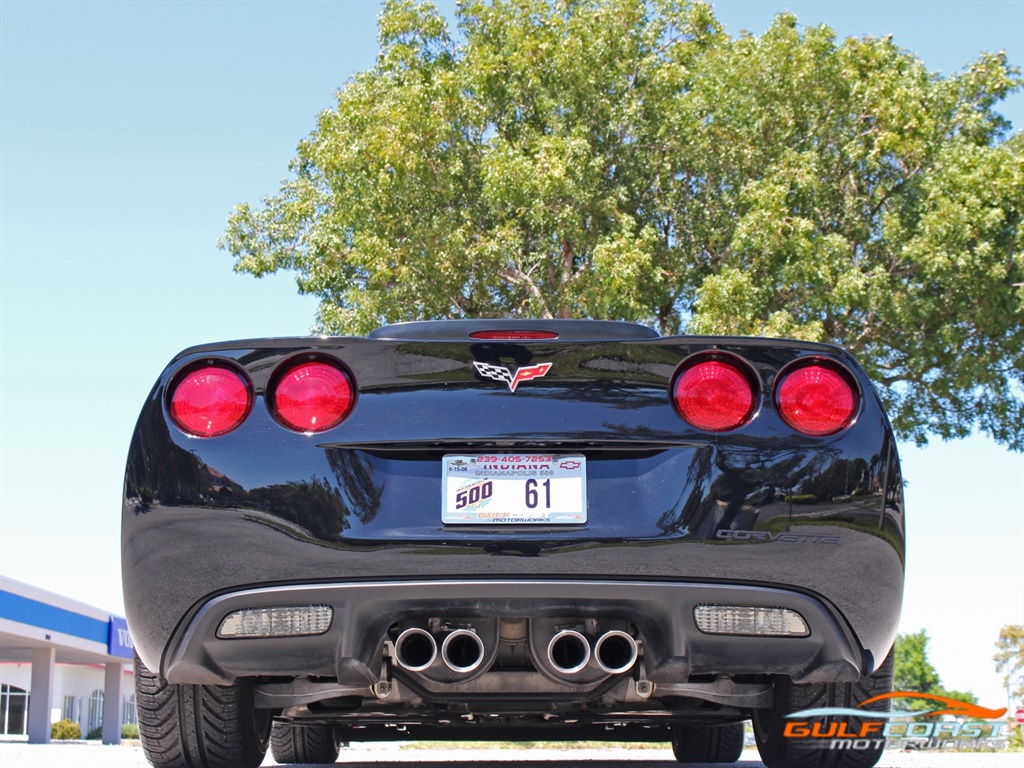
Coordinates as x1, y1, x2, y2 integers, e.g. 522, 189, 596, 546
1, 0, 1021, 710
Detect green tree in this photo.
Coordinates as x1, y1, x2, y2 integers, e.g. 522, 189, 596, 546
895, 630, 941, 692
894, 630, 977, 711
221, 0, 1023, 450
930, 686, 978, 707
995, 624, 1024, 705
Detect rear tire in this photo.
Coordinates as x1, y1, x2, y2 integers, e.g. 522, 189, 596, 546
672, 722, 745, 763
753, 649, 894, 768
133, 654, 270, 768
270, 721, 342, 764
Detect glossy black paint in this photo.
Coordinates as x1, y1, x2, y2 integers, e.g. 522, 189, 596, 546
122, 328, 904, 684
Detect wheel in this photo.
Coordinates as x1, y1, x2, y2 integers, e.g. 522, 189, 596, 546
133, 654, 271, 768
753, 649, 894, 768
672, 721, 745, 763
270, 721, 342, 764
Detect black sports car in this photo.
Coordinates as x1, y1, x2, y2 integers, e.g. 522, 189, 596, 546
122, 319, 903, 767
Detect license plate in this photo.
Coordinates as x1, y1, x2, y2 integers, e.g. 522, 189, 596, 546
442, 454, 587, 525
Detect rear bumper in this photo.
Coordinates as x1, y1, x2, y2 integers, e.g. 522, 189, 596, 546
164, 579, 866, 687
124, 499, 903, 681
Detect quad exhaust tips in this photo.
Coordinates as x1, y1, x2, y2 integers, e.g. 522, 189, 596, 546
394, 626, 487, 676
395, 620, 638, 683
545, 628, 639, 678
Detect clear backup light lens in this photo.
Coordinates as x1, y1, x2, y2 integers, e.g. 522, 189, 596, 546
673, 357, 757, 432
271, 359, 354, 433
217, 605, 333, 639
694, 605, 809, 637
169, 364, 252, 438
776, 363, 857, 436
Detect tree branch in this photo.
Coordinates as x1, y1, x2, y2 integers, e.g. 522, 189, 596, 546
500, 267, 554, 318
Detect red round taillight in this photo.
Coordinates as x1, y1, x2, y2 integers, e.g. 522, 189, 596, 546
169, 364, 252, 438
776, 362, 858, 436
673, 357, 757, 432
270, 359, 354, 433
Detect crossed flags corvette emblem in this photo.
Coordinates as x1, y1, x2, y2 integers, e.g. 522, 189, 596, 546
473, 361, 553, 393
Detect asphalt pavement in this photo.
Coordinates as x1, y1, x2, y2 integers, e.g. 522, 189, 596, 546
1, 743, 1022, 768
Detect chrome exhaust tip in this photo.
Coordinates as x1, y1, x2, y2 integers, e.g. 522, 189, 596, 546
594, 630, 638, 674
441, 629, 485, 674
547, 629, 591, 675
394, 627, 437, 672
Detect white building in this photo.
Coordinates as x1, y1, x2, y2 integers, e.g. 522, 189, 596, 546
0, 576, 134, 744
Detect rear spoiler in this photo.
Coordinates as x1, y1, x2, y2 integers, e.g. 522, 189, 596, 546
367, 319, 661, 342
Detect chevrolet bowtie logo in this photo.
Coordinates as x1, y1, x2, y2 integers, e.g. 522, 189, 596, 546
473, 361, 553, 392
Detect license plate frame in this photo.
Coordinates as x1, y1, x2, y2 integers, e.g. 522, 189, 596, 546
441, 454, 587, 525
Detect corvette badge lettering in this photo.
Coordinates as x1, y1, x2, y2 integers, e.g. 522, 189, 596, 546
717, 529, 840, 544
473, 361, 553, 392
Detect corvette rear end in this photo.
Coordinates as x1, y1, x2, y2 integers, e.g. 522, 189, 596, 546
123, 319, 903, 767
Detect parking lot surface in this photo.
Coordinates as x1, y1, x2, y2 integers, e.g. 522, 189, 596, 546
1, 742, 1023, 768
